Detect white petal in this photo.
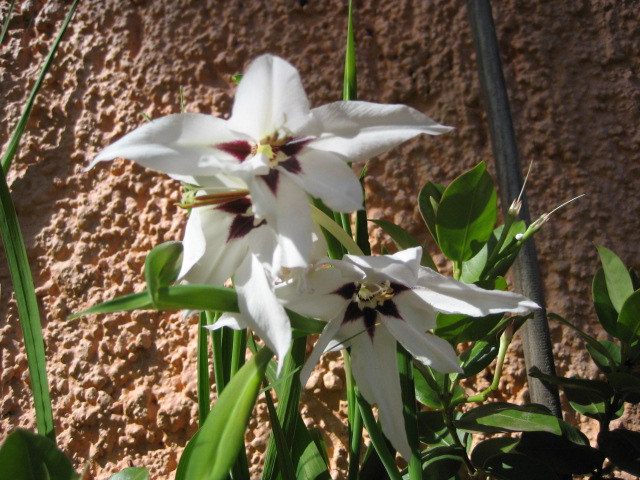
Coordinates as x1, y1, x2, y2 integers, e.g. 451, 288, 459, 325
229, 55, 311, 139
414, 267, 540, 316
342, 247, 422, 285
179, 207, 249, 285
278, 267, 348, 320
299, 314, 345, 387
303, 101, 452, 163
382, 315, 462, 373
287, 150, 363, 212
205, 313, 247, 331
350, 326, 412, 459
89, 113, 236, 176
235, 254, 292, 370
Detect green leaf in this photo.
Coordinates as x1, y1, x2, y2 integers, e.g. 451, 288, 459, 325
419, 446, 465, 479
458, 339, 499, 378
417, 182, 445, 243
548, 313, 617, 367
342, 0, 357, 101
592, 268, 620, 337
414, 367, 445, 409
617, 289, 640, 346
598, 428, 640, 476
516, 431, 602, 475
417, 411, 455, 447
436, 162, 497, 262
586, 340, 621, 373
0, 429, 78, 480
370, 219, 437, 270
107, 467, 150, 480
435, 312, 504, 344
596, 246, 634, 314
454, 402, 562, 435
176, 347, 273, 480
470, 437, 519, 469
144, 241, 183, 308
483, 452, 560, 480
607, 372, 640, 403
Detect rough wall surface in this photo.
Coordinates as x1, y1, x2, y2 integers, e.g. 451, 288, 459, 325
0, 0, 638, 478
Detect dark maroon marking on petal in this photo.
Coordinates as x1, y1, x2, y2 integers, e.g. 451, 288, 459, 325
216, 140, 252, 162
362, 308, 378, 339
390, 283, 411, 294
215, 197, 252, 215
342, 301, 363, 324
227, 215, 265, 241
279, 156, 302, 175
377, 300, 402, 319
333, 283, 357, 299
260, 169, 280, 194
280, 136, 314, 157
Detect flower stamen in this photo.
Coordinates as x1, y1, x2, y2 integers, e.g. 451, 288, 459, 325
354, 280, 394, 309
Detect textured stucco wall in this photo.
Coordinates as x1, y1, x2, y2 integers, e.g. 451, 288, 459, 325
1, 0, 638, 478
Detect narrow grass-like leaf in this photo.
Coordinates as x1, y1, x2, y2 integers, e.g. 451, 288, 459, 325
0, 0, 17, 45
177, 347, 272, 480
197, 312, 211, 426
264, 389, 296, 480
397, 346, 421, 480
0, 158, 54, 440
1, 0, 80, 173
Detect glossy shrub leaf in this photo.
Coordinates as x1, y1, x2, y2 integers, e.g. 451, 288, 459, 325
418, 181, 444, 243
617, 290, 640, 346
435, 312, 504, 344
144, 241, 184, 308
0, 429, 78, 480
414, 367, 444, 409
598, 428, 640, 476
548, 313, 617, 366
419, 445, 465, 480
592, 268, 620, 337
596, 245, 634, 313
483, 452, 560, 480
454, 402, 561, 435
607, 372, 640, 403
417, 411, 455, 447
458, 339, 499, 378
586, 340, 621, 373
176, 347, 272, 480
470, 437, 519, 469
516, 431, 601, 475
369, 219, 437, 270
107, 467, 150, 480
436, 162, 497, 262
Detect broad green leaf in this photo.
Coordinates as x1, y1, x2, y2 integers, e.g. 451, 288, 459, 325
417, 411, 455, 447
607, 372, 640, 403
454, 402, 562, 435
458, 339, 499, 378
144, 241, 183, 308
596, 245, 634, 313
177, 347, 273, 480
617, 289, 640, 346
592, 268, 619, 337
528, 367, 613, 399
418, 445, 465, 480
598, 428, 640, 476
414, 367, 445, 409
0, 429, 78, 480
417, 181, 444, 243
107, 467, 150, 480
516, 431, 601, 475
483, 452, 560, 480
548, 313, 617, 366
586, 340, 621, 373
436, 162, 497, 262
435, 312, 504, 344
470, 437, 519, 469
370, 219, 437, 270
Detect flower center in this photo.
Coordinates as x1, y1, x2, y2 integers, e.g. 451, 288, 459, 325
354, 280, 395, 309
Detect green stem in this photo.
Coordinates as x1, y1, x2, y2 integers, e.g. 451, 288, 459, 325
443, 407, 474, 475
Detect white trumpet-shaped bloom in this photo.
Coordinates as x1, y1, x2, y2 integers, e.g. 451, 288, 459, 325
280, 247, 539, 459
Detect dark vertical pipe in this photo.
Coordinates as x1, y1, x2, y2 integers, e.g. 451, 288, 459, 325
466, 0, 562, 417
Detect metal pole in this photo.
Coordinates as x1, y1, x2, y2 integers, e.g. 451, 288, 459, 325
466, 0, 562, 417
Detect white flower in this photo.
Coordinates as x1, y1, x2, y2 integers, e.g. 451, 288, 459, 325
281, 247, 539, 459
88, 54, 452, 268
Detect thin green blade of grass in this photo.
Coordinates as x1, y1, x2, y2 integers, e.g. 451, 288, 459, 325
0, 0, 17, 45
0, 166, 55, 440
1, 0, 80, 173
